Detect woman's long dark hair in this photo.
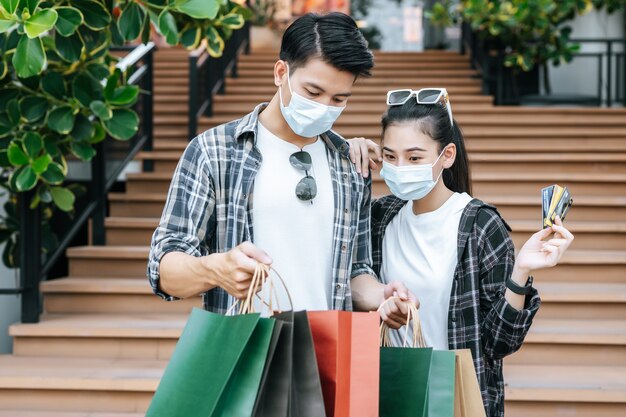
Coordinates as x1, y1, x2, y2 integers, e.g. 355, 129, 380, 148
381, 98, 472, 195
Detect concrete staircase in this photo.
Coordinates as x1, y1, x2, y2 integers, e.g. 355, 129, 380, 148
1, 47, 626, 416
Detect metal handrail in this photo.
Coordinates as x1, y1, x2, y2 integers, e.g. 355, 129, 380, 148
1, 42, 156, 323
188, 22, 251, 139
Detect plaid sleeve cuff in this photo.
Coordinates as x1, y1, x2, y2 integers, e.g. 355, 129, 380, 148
351, 263, 377, 280
495, 286, 541, 330
147, 239, 202, 301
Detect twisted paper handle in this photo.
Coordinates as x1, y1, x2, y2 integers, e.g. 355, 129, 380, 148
378, 296, 425, 348
227, 263, 293, 315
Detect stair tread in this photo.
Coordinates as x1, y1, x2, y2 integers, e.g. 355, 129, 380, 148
508, 220, 626, 233
0, 356, 164, 391
67, 246, 149, 258
41, 277, 154, 294
0, 355, 623, 402
9, 313, 186, 338
525, 319, 626, 344
504, 364, 626, 402
105, 217, 159, 227
536, 282, 626, 302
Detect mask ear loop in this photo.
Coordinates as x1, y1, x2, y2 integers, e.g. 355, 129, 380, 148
278, 62, 293, 108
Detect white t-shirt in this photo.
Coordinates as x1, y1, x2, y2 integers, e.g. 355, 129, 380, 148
252, 122, 335, 312
380, 192, 473, 349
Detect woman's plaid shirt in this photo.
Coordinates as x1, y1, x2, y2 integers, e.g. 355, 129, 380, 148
147, 104, 376, 312
371, 196, 541, 417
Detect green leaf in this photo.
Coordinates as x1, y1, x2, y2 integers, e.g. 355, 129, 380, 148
0, 87, 19, 111
180, 25, 200, 49
140, 12, 151, 44
19, 96, 48, 122
50, 186, 75, 212
70, 140, 96, 161
41, 162, 64, 184
2, 233, 17, 267
234, 6, 253, 21
174, 0, 219, 19
7, 98, 20, 125
21, 0, 41, 14
0, 0, 19, 15
103, 108, 138, 140
0, 14, 16, 33
16, 165, 37, 191
118, 1, 144, 41
55, 32, 83, 62
74, 1, 111, 31
31, 153, 51, 174
24, 9, 58, 39
23, 131, 42, 158
43, 136, 59, 157
72, 72, 103, 107
104, 69, 120, 101
90, 100, 112, 120
38, 185, 52, 203
41, 71, 66, 99
85, 62, 110, 80
109, 85, 139, 106
219, 13, 244, 29
206, 27, 224, 58
47, 105, 74, 134
7, 141, 28, 166
90, 121, 106, 143
158, 9, 178, 45
12, 35, 45, 77
80, 26, 107, 54
70, 113, 94, 141
54, 7, 83, 37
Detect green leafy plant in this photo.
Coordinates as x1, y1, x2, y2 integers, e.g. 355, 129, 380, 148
0, 0, 251, 268
428, 0, 626, 75
247, 0, 275, 27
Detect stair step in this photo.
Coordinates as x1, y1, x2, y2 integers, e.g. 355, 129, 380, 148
222, 84, 484, 95
536, 282, 626, 320
226, 77, 482, 87
67, 246, 150, 278
211, 93, 494, 104
0, 356, 160, 412
41, 277, 200, 314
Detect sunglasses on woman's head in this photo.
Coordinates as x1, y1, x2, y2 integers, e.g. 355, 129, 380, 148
290, 151, 317, 202
386, 88, 454, 126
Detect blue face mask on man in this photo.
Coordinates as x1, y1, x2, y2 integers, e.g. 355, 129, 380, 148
279, 64, 345, 138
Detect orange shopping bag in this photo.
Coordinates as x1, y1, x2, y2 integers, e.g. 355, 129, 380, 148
307, 311, 380, 417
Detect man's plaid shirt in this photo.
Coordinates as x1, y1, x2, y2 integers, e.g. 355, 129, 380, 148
147, 103, 376, 312
371, 196, 541, 417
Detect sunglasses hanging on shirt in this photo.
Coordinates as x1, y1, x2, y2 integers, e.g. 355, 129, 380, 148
290, 150, 317, 203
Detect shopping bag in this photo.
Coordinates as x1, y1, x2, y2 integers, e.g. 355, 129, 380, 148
307, 310, 380, 417
253, 268, 325, 417
379, 298, 455, 417
453, 349, 487, 417
146, 307, 275, 417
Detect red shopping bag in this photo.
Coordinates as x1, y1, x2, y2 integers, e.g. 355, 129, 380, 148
307, 311, 380, 417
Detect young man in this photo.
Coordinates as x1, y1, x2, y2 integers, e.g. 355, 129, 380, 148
148, 12, 413, 319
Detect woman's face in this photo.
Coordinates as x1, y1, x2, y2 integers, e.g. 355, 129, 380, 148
382, 122, 456, 172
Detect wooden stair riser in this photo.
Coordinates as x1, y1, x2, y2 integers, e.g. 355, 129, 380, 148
0, 390, 152, 413
478, 204, 626, 223
13, 337, 177, 361
536, 303, 626, 321
44, 293, 200, 315
505, 402, 624, 417
506, 343, 626, 367
69, 259, 147, 279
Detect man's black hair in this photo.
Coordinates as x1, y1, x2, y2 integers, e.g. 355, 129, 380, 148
279, 12, 374, 78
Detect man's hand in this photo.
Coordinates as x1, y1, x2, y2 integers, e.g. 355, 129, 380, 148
379, 281, 420, 330
205, 242, 272, 299
347, 137, 382, 178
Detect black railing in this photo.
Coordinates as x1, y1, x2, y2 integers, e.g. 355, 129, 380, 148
188, 22, 251, 139
461, 21, 626, 106
0, 42, 155, 323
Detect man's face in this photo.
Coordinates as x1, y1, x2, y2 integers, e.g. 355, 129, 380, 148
274, 57, 355, 108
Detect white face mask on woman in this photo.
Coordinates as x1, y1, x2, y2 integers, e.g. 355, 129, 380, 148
379, 148, 446, 201
279, 64, 345, 137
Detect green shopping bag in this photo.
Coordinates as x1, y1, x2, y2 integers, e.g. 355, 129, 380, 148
379, 298, 456, 417
146, 307, 275, 417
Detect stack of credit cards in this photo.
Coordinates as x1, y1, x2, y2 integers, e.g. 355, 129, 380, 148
542, 184, 573, 228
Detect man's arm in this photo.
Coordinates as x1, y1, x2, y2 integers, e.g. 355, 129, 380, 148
147, 137, 270, 300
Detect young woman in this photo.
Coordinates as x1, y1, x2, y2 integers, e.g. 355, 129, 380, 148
349, 88, 574, 417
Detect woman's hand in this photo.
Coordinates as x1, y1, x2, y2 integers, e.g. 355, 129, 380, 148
515, 216, 575, 273
379, 281, 420, 329
346, 137, 382, 178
